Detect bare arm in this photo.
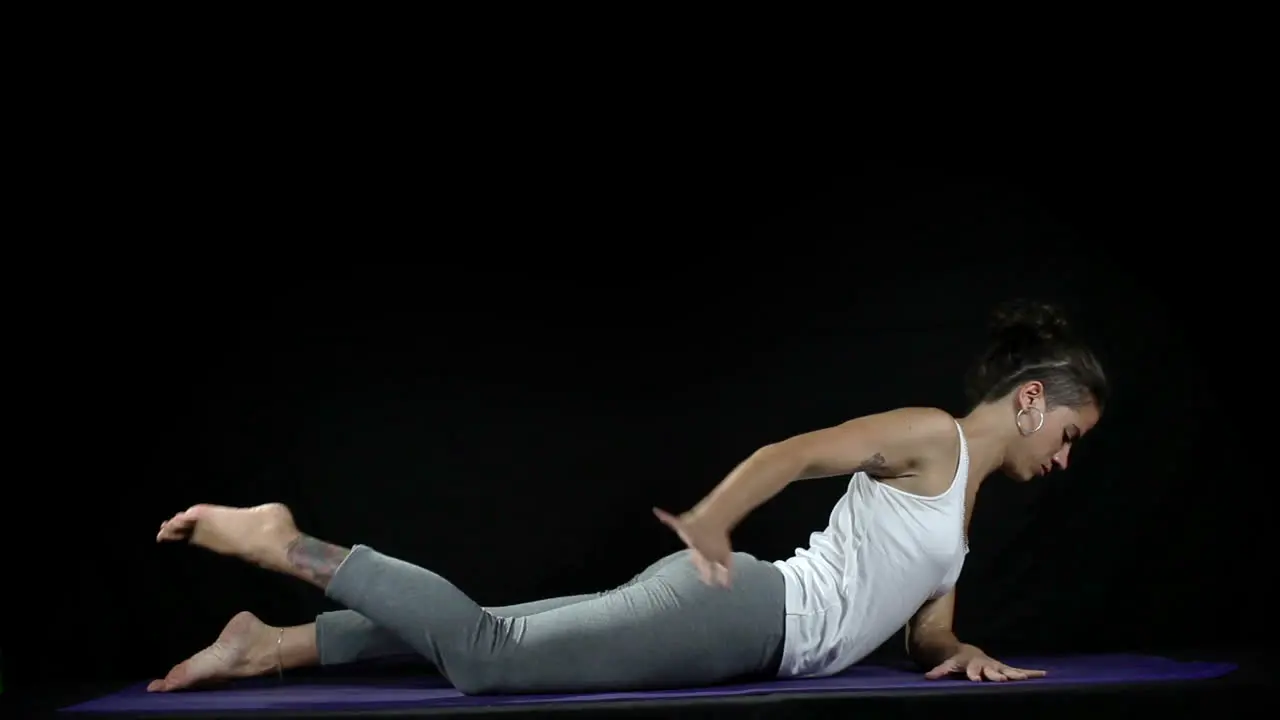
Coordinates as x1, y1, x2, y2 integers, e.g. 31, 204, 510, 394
906, 589, 967, 668
906, 589, 1049, 681
689, 406, 956, 531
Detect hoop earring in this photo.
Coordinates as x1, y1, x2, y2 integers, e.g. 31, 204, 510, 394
1016, 406, 1044, 435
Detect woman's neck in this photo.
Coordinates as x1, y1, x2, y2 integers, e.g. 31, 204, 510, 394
957, 402, 1017, 517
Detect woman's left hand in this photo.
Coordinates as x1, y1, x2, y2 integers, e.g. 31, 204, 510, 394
925, 645, 1047, 682
652, 507, 734, 587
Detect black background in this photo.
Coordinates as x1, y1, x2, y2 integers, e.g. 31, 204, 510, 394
6, 144, 1262, 695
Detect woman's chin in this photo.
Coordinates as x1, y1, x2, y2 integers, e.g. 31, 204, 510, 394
1002, 465, 1038, 482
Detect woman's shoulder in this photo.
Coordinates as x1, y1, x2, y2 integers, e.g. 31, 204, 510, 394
873, 406, 958, 435
866, 406, 962, 488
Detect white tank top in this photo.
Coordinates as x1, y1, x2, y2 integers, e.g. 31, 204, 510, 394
772, 419, 970, 678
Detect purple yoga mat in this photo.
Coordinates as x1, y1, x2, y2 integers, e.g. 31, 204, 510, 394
61, 654, 1235, 714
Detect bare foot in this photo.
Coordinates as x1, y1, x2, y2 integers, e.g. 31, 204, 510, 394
157, 503, 300, 571
148, 611, 277, 692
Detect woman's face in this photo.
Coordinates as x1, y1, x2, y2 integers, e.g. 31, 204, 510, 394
1008, 389, 1101, 481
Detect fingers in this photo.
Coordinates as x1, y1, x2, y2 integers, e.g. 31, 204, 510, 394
689, 550, 714, 585
924, 660, 958, 679
654, 507, 734, 587
978, 663, 1046, 681
928, 658, 1046, 682
652, 507, 680, 527
713, 560, 732, 588
687, 551, 733, 587
700, 558, 730, 588
653, 507, 694, 544
967, 660, 1045, 682
653, 507, 695, 548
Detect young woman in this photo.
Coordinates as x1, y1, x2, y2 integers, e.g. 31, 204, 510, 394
149, 300, 1105, 694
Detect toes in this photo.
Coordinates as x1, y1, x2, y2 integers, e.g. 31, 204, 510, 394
156, 512, 198, 542
146, 667, 180, 692
161, 661, 192, 690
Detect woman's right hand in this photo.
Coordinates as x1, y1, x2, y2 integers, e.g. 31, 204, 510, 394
652, 507, 735, 587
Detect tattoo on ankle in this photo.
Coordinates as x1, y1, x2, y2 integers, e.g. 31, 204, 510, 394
285, 535, 350, 586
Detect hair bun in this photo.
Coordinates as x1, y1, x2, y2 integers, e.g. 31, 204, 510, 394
988, 299, 1072, 346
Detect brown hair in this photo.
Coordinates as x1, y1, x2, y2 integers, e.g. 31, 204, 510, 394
964, 300, 1108, 411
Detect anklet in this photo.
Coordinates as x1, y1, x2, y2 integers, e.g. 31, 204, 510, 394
276, 628, 285, 682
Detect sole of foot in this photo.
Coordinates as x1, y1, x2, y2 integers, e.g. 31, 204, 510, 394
157, 502, 300, 570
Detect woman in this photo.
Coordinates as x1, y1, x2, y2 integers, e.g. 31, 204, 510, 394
149, 300, 1106, 694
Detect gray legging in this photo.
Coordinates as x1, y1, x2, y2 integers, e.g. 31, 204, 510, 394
314, 546, 787, 694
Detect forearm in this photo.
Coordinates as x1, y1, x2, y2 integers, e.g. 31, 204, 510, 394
690, 445, 804, 530
907, 627, 973, 668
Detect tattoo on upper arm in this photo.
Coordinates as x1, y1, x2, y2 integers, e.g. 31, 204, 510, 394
285, 535, 350, 588
856, 452, 888, 474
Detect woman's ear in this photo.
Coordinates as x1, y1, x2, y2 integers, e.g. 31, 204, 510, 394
1017, 380, 1045, 409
